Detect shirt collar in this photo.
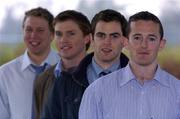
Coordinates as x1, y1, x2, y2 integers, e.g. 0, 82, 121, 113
118, 64, 170, 87
21, 49, 58, 71
118, 64, 135, 87
54, 60, 63, 78
92, 57, 120, 76
153, 65, 170, 87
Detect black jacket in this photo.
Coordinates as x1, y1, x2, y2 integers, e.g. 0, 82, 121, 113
41, 53, 129, 119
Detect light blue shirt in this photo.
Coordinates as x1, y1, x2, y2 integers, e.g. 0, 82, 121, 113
54, 60, 63, 79
87, 57, 120, 84
79, 64, 180, 119
0, 49, 59, 119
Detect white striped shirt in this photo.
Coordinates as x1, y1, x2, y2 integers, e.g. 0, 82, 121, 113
79, 64, 180, 119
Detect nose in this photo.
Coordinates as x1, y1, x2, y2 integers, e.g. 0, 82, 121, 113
104, 36, 111, 44
141, 39, 148, 48
59, 35, 69, 43
30, 31, 37, 38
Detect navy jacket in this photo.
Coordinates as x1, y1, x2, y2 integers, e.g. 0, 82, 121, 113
41, 53, 129, 119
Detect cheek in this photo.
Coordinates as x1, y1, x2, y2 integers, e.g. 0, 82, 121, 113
55, 40, 60, 49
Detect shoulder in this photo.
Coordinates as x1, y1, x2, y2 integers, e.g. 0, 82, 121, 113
34, 64, 56, 86
0, 55, 22, 77
161, 69, 179, 85
161, 70, 180, 97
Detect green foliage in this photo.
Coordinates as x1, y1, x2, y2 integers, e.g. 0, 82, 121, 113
0, 42, 25, 66
0, 43, 180, 79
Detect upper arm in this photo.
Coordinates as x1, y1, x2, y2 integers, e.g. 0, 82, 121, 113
0, 70, 10, 119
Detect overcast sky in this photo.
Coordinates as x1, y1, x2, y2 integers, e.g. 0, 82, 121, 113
0, 0, 173, 28
0, 0, 180, 45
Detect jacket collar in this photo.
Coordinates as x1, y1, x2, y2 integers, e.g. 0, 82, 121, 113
72, 53, 94, 87
72, 52, 129, 87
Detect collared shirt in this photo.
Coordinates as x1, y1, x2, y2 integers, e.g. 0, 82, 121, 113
87, 57, 120, 84
54, 60, 63, 79
0, 49, 59, 119
79, 64, 180, 119
54, 60, 77, 79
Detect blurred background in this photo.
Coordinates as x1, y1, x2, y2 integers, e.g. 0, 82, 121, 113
0, 0, 180, 79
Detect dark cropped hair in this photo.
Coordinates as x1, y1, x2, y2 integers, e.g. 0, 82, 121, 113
22, 7, 54, 32
127, 11, 164, 39
91, 9, 127, 37
53, 10, 91, 50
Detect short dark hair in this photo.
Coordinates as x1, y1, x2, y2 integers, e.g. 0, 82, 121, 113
91, 9, 127, 37
53, 10, 91, 50
23, 7, 54, 32
127, 11, 164, 39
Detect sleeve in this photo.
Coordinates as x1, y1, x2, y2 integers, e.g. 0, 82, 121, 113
40, 86, 53, 119
0, 71, 10, 119
0, 94, 10, 119
40, 79, 61, 119
79, 84, 103, 119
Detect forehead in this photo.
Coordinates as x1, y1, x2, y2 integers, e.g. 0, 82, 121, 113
54, 20, 81, 31
95, 21, 122, 33
130, 20, 160, 34
24, 16, 49, 27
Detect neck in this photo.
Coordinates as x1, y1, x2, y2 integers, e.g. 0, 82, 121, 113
28, 49, 50, 65
61, 52, 86, 71
94, 56, 120, 70
129, 60, 158, 83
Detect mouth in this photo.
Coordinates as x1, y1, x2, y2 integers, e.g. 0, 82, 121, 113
138, 51, 150, 55
101, 48, 112, 53
30, 41, 40, 47
60, 45, 72, 50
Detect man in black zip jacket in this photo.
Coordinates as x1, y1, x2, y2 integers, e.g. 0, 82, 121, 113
41, 9, 129, 119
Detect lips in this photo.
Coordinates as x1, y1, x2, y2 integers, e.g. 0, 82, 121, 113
138, 51, 149, 55
101, 48, 112, 53
60, 45, 72, 50
29, 41, 40, 47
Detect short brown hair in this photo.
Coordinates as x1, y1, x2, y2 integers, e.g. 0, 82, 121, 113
91, 9, 127, 37
22, 7, 54, 32
53, 10, 91, 50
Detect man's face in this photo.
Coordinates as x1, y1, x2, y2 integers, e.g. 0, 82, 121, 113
54, 20, 89, 60
126, 20, 166, 66
23, 16, 53, 57
92, 21, 125, 64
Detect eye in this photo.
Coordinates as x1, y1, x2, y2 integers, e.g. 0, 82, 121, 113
134, 36, 141, 40
96, 32, 105, 39
110, 33, 120, 39
55, 31, 62, 37
37, 29, 45, 33
148, 37, 156, 42
68, 32, 75, 36
25, 28, 32, 33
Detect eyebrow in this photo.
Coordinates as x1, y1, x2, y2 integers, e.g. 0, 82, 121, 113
109, 32, 121, 36
132, 33, 157, 38
148, 34, 158, 38
132, 33, 141, 37
96, 32, 121, 36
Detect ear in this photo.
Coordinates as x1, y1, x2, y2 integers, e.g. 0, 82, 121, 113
84, 33, 92, 45
90, 34, 95, 48
159, 38, 166, 51
50, 32, 54, 42
123, 37, 129, 50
